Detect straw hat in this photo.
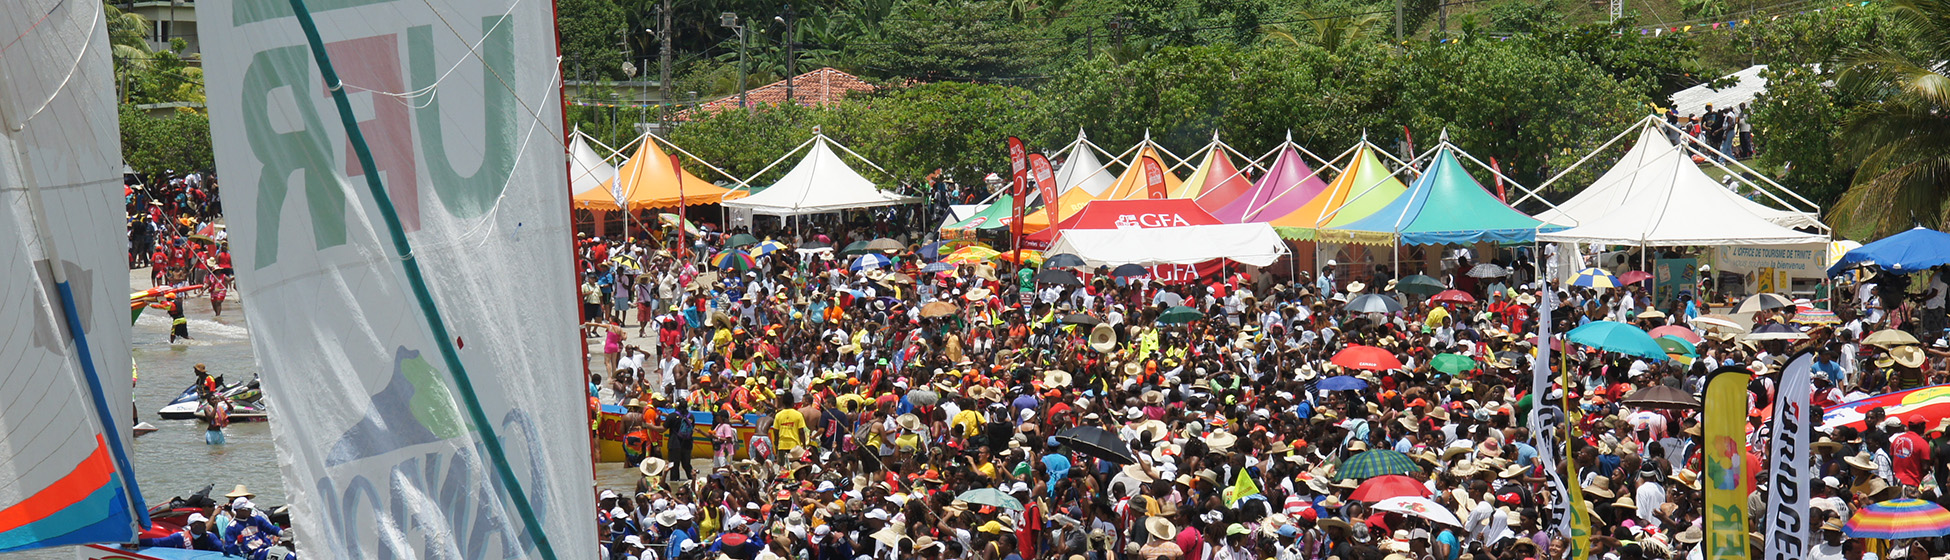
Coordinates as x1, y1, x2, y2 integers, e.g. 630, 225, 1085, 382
1614, 496, 1637, 510
897, 413, 923, 431
1891, 345, 1926, 368
1811, 436, 1843, 454
1146, 517, 1176, 541
639, 457, 671, 478
1675, 526, 1703, 544
964, 287, 991, 301
1347, 281, 1367, 293
1581, 476, 1615, 498
1668, 469, 1700, 489
1043, 369, 1073, 388
1122, 463, 1156, 483
1205, 430, 1238, 452
1318, 518, 1352, 533
1089, 324, 1118, 353
1845, 453, 1877, 471
1142, 390, 1165, 405
225, 485, 256, 499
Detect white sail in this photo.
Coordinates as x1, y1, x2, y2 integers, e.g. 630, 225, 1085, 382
199, 0, 596, 558
0, 0, 146, 551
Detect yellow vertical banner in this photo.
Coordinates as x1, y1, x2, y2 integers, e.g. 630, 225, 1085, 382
1704, 367, 1753, 560
1560, 367, 1591, 560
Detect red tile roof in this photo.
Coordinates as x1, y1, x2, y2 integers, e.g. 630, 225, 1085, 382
683, 67, 877, 118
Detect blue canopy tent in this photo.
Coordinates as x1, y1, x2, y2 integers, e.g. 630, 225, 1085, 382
1827, 227, 1950, 276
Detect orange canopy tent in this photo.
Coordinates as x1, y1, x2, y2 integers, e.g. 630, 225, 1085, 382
1103, 146, 1184, 200
572, 136, 744, 211
1022, 145, 1185, 234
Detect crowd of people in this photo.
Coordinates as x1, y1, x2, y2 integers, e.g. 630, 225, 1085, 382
1665, 103, 1755, 161
127, 170, 236, 340
552, 212, 1950, 560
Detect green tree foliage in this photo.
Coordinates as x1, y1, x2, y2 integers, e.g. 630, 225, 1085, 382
1831, 0, 1950, 239
844, 0, 1056, 80
119, 105, 213, 179
1394, 36, 1645, 189
558, 0, 629, 80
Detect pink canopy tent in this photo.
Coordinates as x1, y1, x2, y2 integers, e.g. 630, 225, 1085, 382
1210, 144, 1330, 223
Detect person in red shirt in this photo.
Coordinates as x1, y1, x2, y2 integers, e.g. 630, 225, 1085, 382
1892, 414, 1931, 488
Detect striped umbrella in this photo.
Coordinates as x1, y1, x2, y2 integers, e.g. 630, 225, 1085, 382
711, 251, 757, 271
1570, 268, 1620, 288
747, 240, 788, 256
851, 253, 893, 272
1846, 498, 1950, 539
1337, 449, 1422, 481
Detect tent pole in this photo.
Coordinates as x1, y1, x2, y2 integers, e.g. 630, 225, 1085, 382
649, 133, 745, 185
1646, 117, 1824, 217
735, 135, 822, 191
1516, 115, 1655, 210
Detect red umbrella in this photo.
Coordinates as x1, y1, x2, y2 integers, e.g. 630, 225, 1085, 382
1647, 325, 1702, 344
1332, 345, 1404, 371
1620, 270, 1654, 285
1350, 474, 1431, 502
1429, 290, 1476, 305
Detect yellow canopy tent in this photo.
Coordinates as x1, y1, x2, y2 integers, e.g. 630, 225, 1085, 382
1266, 144, 1408, 239
572, 136, 745, 211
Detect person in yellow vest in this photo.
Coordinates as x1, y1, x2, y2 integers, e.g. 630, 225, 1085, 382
773, 396, 808, 459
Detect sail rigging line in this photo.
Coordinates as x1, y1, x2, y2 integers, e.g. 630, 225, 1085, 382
285, 1, 563, 559
404, 65, 565, 254
0, 0, 151, 531
330, 0, 525, 109
1, 0, 97, 133
0, 0, 62, 59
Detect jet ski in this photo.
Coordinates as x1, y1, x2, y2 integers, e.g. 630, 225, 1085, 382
158, 375, 266, 420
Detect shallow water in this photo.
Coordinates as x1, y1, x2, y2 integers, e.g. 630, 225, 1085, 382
1, 275, 284, 560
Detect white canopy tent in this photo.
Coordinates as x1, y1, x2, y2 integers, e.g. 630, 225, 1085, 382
722, 131, 921, 217
1047, 223, 1291, 268
1052, 130, 1118, 198
1534, 125, 1826, 246
569, 130, 619, 198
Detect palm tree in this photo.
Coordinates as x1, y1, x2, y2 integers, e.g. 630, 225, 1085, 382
1260, 12, 1385, 54
105, 2, 154, 103
1835, 0, 1950, 239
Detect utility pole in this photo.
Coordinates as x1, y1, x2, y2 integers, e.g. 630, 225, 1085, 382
659, 0, 673, 132
779, 5, 799, 104
721, 13, 748, 110
1394, 0, 1403, 41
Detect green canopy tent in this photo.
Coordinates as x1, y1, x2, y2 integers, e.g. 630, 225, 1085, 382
942, 194, 1016, 231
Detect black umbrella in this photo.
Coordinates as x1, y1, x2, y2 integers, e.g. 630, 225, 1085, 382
1061, 313, 1102, 326
1110, 263, 1149, 277
1619, 384, 1702, 410
1044, 253, 1087, 268
1035, 269, 1082, 286
1055, 427, 1137, 465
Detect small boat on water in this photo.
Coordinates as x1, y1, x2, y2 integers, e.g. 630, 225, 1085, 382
134, 422, 158, 437
157, 375, 269, 422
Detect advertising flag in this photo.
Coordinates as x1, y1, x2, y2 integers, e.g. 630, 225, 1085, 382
1030, 153, 1061, 229
1705, 366, 1754, 560
1763, 353, 1816, 560
1140, 156, 1169, 199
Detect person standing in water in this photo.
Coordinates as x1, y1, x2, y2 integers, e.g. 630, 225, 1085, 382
164, 293, 190, 342
198, 392, 229, 445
